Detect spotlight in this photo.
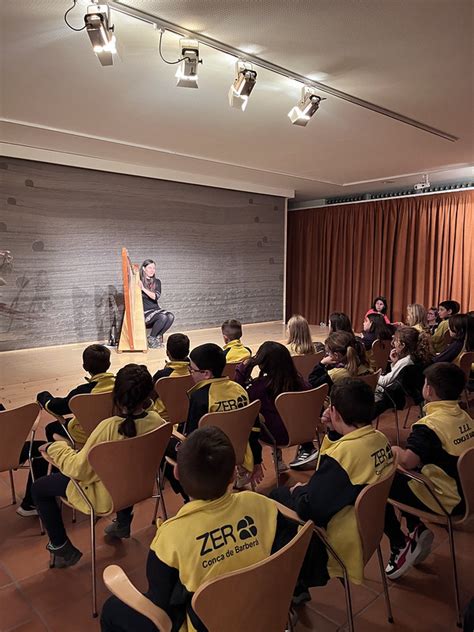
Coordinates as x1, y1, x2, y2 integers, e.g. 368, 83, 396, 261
84, 3, 116, 66
288, 87, 324, 126
175, 39, 200, 88
228, 61, 257, 111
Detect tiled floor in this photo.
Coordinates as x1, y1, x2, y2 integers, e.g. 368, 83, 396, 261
1, 407, 473, 632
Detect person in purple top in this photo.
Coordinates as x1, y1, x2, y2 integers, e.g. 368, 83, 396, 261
234, 341, 309, 473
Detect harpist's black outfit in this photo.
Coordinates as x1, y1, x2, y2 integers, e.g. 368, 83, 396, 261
142, 278, 174, 343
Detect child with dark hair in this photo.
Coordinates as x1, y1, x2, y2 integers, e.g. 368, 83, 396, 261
39, 344, 115, 446
360, 313, 394, 351
271, 378, 395, 590
31, 364, 165, 568
384, 363, 473, 579
328, 312, 353, 334
152, 333, 190, 421
16, 344, 115, 517
433, 313, 474, 364
365, 296, 391, 325
221, 319, 252, 363
100, 426, 298, 632
431, 300, 461, 353
183, 343, 262, 487
235, 341, 309, 472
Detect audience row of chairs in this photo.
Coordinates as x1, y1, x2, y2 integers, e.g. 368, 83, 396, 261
1, 345, 473, 628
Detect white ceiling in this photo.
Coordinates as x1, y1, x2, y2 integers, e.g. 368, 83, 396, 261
1, 0, 473, 200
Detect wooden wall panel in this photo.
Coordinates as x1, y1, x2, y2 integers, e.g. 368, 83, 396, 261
0, 158, 284, 351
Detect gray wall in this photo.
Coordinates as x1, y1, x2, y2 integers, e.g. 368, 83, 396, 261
0, 158, 285, 351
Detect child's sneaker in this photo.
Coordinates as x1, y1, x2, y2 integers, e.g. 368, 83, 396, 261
234, 467, 252, 490
385, 537, 417, 580
16, 503, 38, 517
409, 524, 434, 566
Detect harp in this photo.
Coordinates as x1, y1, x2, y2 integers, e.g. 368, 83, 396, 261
118, 248, 148, 352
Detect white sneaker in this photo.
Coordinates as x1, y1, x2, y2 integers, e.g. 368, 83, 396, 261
16, 505, 38, 517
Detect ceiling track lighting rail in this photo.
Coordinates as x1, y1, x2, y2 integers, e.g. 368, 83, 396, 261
107, 1, 457, 141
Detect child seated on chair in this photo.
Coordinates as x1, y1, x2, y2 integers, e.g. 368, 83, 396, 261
221, 319, 252, 363
384, 363, 474, 580
431, 300, 460, 353
187, 343, 262, 487
32, 364, 165, 568
270, 378, 395, 589
152, 333, 190, 421
100, 426, 298, 632
38, 344, 115, 445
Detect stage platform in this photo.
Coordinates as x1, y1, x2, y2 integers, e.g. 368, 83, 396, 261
0, 321, 330, 409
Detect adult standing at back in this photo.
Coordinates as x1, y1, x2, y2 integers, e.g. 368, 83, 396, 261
139, 259, 174, 348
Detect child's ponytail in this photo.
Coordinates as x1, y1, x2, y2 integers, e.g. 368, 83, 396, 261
113, 364, 154, 438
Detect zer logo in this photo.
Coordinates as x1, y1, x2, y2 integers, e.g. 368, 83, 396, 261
371, 444, 393, 468
196, 515, 258, 555
215, 395, 248, 412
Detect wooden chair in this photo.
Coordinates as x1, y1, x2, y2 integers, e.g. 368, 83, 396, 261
222, 362, 239, 380
356, 369, 381, 392
103, 519, 313, 632
155, 374, 194, 426
199, 400, 261, 485
459, 351, 474, 411
388, 448, 474, 629
68, 391, 115, 439
274, 463, 397, 632
61, 423, 172, 617
371, 339, 391, 372
292, 351, 324, 382
260, 384, 328, 483
0, 402, 41, 505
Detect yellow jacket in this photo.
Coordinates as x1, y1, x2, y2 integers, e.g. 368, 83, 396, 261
47, 410, 165, 514
68, 372, 116, 444
431, 320, 449, 353
223, 339, 251, 363
408, 401, 474, 514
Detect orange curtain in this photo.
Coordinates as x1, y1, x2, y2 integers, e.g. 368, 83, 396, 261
286, 191, 474, 329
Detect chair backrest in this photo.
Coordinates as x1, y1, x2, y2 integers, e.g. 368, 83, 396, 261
199, 400, 261, 465
155, 374, 194, 425
192, 520, 313, 632
457, 447, 474, 525
87, 424, 172, 513
69, 391, 115, 438
0, 402, 40, 471
275, 384, 329, 447
459, 352, 474, 380
356, 369, 381, 392
355, 465, 397, 565
222, 363, 239, 380
292, 351, 324, 382
371, 339, 392, 371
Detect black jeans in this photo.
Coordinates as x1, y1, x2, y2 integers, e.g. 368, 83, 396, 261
18, 440, 49, 507
101, 595, 159, 632
31, 472, 134, 547
384, 472, 435, 550
32, 472, 71, 546
145, 310, 175, 338
45, 419, 70, 443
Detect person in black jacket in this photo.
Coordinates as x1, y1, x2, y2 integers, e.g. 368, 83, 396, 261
140, 259, 174, 349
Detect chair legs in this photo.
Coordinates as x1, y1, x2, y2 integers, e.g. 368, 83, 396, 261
402, 406, 412, 429
152, 471, 167, 524
393, 409, 401, 446
377, 545, 394, 623
8, 470, 16, 504
446, 517, 462, 628
90, 508, 98, 618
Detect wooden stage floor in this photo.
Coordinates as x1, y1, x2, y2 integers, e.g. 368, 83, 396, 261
0, 321, 329, 409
